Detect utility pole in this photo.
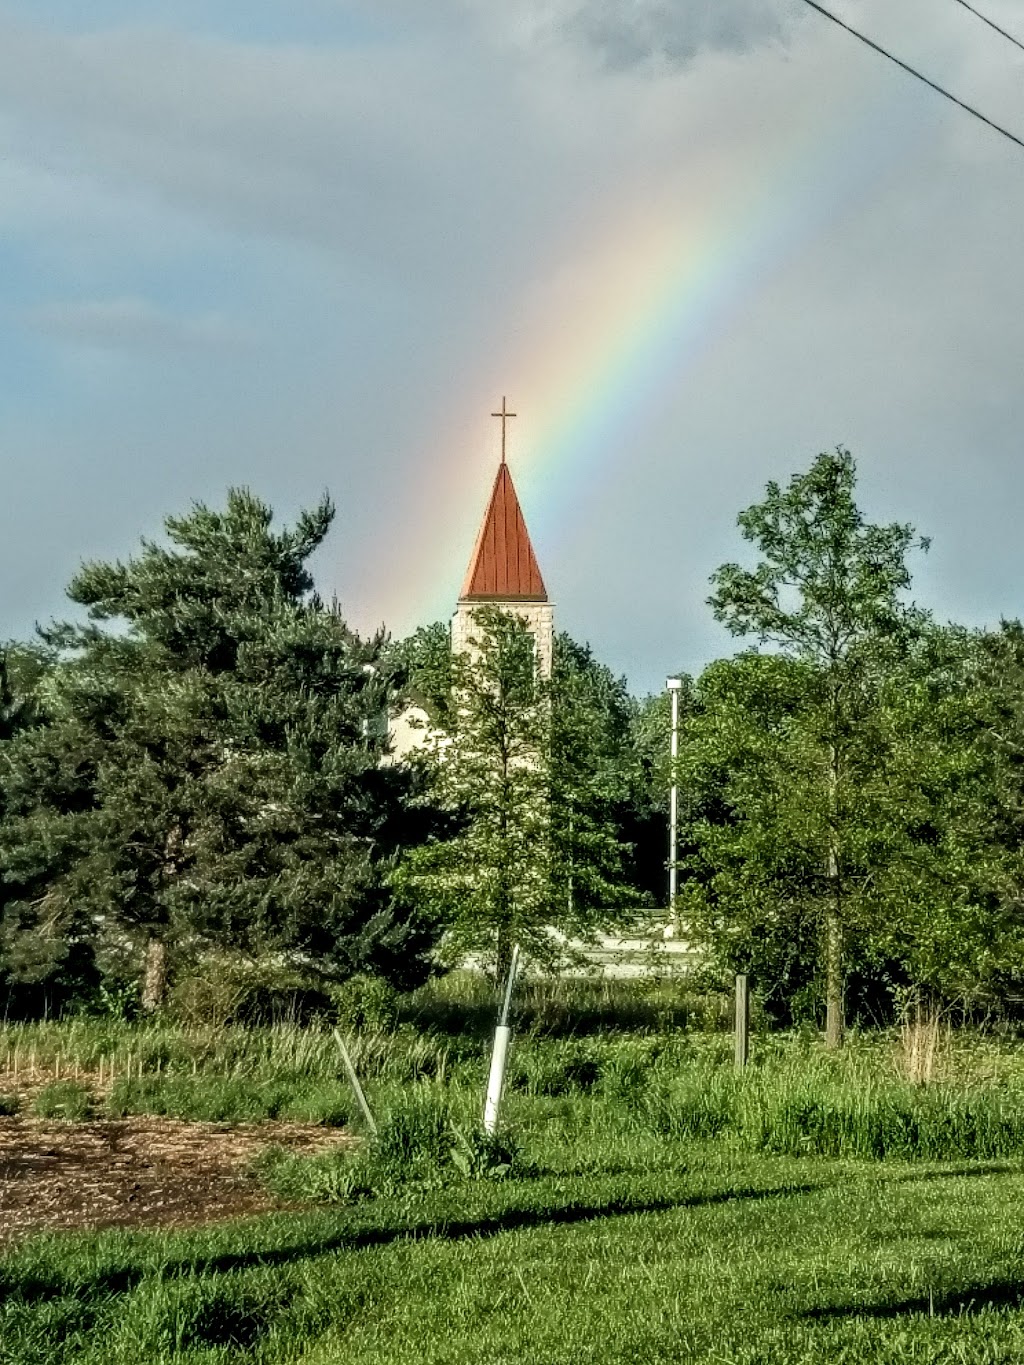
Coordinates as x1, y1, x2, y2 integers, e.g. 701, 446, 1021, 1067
666, 677, 682, 936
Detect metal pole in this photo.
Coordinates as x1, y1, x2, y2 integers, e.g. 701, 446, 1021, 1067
666, 678, 682, 934
735, 974, 750, 1071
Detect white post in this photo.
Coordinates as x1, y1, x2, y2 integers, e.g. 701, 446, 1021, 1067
484, 945, 520, 1134
666, 677, 682, 936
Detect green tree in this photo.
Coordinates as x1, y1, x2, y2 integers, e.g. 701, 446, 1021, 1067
861, 624, 1020, 1010
0, 489, 434, 1011
705, 449, 928, 1045
389, 621, 455, 729
392, 610, 639, 980
549, 634, 646, 926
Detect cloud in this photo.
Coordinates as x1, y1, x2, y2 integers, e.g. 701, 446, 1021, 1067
545, 0, 796, 70
26, 296, 255, 351
0, 16, 537, 282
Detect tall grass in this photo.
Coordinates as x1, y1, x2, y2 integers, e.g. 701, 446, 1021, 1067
622, 1046, 1024, 1160
401, 969, 724, 1037
6, 986, 1024, 1162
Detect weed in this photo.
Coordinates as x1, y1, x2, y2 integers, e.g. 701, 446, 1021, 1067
448, 1121, 518, 1180
32, 1081, 92, 1122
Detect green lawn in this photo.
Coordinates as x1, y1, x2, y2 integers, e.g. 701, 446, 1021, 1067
5, 1141, 1024, 1364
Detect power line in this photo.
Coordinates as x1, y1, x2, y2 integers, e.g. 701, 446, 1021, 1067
796, 0, 1024, 154
951, 0, 1024, 57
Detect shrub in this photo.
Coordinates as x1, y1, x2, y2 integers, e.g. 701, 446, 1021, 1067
331, 975, 400, 1034
32, 1081, 93, 1122
0, 1092, 19, 1116
167, 958, 332, 1028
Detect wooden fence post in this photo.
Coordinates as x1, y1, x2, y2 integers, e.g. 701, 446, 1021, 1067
735, 974, 750, 1071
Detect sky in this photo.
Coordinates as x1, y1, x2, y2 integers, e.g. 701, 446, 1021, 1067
1, 0, 1023, 695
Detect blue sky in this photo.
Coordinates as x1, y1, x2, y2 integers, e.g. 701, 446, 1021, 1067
2, 0, 1024, 693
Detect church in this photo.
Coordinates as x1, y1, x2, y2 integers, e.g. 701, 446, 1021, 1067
389, 401, 553, 758
388, 404, 691, 971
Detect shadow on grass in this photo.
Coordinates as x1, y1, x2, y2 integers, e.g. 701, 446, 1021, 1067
806, 1279, 1024, 1321
1, 1180, 820, 1307
884, 1162, 1022, 1183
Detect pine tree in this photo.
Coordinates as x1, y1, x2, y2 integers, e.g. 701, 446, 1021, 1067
0, 489, 435, 1009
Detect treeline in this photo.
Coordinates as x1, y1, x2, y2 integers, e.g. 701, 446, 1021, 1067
2, 452, 1024, 1037
0, 489, 656, 1020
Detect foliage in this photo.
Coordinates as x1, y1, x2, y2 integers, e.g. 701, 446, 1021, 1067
392, 608, 554, 979
548, 634, 648, 922
0, 489, 438, 1011
393, 609, 641, 979
388, 621, 455, 729
700, 449, 930, 1043
165, 955, 333, 1028
331, 973, 400, 1034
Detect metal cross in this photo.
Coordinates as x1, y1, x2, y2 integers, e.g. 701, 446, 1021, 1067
491, 396, 517, 464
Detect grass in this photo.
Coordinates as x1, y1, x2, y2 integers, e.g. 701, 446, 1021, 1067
106, 1075, 354, 1127
31, 1081, 93, 1122
9, 987, 1024, 1359
4, 1144, 1024, 1363
7, 1011, 1024, 1159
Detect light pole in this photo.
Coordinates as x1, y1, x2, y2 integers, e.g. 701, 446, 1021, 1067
666, 677, 682, 937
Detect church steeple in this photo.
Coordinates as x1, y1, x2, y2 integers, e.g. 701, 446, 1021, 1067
459, 462, 548, 602
452, 402, 554, 677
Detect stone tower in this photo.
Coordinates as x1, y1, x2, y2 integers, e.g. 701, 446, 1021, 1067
452, 459, 553, 677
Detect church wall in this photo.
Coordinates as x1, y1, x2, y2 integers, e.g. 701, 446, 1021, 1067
451, 599, 554, 679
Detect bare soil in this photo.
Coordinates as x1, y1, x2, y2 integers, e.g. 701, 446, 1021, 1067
0, 1116, 354, 1246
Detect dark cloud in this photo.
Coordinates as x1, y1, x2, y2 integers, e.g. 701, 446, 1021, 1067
557, 0, 795, 70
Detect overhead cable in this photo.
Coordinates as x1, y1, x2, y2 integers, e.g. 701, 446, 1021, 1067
951, 0, 1024, 57
796, 0, 1024, 154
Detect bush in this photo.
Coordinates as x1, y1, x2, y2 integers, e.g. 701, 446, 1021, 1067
167, 958, 333, 1028
0, 1092, 19, 1116
331, 975, 400, 1034
32, 1081, 93, 1122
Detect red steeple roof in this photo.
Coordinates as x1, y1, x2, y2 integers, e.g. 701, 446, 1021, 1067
460, 463, 547, 601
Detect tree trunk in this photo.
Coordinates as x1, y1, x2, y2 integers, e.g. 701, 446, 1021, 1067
824, 864, 844, 1050
141, 936, 168, 1014
494, 927, 512, 992
824, 737, 844, 1050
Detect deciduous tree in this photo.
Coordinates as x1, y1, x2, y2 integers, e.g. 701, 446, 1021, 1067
705, 449, 928, 1045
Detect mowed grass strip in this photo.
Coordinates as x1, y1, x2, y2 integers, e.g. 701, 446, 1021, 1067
4, 1153, 1024, 1364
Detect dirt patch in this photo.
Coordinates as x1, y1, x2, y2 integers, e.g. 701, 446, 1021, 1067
0, 1116, 355, 1246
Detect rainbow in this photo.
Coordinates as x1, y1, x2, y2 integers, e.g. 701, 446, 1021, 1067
375, 46, 924, 636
